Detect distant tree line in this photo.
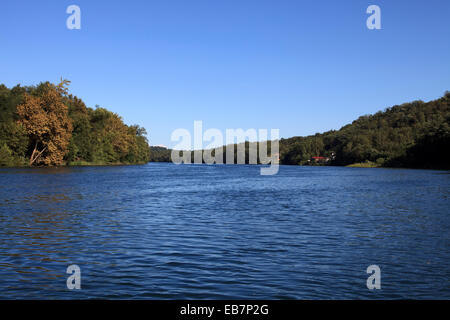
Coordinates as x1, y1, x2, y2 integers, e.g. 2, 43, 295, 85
150, 92, 450, 170
0, 81, 150, 167
149, 146, 172, 163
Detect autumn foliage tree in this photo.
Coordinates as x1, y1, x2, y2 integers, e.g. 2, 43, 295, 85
1, 80, 150, 167
16, 80, 73, 166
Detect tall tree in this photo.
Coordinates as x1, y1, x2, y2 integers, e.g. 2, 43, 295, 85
16, 80, 73, 166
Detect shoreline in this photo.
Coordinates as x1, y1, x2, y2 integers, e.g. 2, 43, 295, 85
1, 161, 448, 171
0, 161, 149, 169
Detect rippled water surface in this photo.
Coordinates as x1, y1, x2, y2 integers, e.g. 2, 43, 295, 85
0, 163, 449, 299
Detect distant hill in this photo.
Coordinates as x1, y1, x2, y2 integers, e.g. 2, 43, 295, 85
279, 91, 450, 169
150, 92, 450, 169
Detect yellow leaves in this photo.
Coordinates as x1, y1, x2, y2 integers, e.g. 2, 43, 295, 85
17, 94, 50, 137
16, 83, 73, 166
56, 78, 71, 96
102, 113, 133, 156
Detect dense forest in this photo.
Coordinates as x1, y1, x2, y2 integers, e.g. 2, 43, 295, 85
0, 80, 150, 167
150, 92, 450, 169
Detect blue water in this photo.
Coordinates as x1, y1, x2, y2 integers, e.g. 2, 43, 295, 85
0, 163, 449, 299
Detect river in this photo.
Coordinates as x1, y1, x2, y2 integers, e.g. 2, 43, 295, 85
0, 163, 449, 299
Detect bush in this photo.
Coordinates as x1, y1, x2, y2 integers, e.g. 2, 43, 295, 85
0, 143, 15, 166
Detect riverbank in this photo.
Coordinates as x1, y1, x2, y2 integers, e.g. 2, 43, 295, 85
66, 160, 148, 167
346, 161, 379, 168
0, 161, 149, 168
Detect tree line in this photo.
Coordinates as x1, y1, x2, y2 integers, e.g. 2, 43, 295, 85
0, 80, 150, 167
150, 92, 450, 170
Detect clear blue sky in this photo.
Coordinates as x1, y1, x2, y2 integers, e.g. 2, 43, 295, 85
1, 0, 449, 147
